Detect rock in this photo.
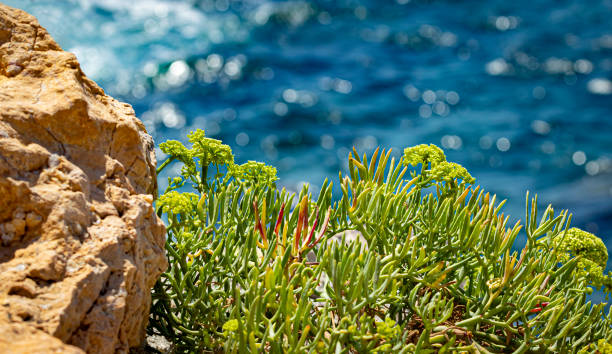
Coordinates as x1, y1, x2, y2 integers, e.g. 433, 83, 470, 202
0, 322, 84, 354
0, 4, 167, 354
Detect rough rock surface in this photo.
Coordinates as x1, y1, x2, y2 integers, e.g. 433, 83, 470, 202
0, 4, 167, 353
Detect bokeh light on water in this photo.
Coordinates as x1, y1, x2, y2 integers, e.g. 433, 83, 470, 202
9, 0, 611, 258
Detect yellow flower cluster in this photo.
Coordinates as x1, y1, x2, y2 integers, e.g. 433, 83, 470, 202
579, 339, 612, 354
403, 144, 474, 184
228, 160, 278, 187
402, 144, 446, 167
157, 191, 198, 215
160, 129, 234, 167
555, 227, 611, 290
188, 129, 233, 166
375, 317, 401, 340
430, 161, 475, 184
159, 140, 193, 166
222, 319, 239, 334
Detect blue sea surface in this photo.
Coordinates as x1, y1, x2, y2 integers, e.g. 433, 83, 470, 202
9, 1, 612, 257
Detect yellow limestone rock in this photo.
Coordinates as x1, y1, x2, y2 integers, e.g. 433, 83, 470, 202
0, 4, 167, 353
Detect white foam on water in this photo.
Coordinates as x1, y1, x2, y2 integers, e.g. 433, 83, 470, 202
6, 0, 253, 90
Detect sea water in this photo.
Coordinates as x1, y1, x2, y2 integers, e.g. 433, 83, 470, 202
8, 0, 611, 259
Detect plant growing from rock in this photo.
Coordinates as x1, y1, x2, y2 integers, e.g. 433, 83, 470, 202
149, 132, 612, 353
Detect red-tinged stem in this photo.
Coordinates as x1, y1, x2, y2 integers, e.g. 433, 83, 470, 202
253, 201, 267, 246
294, 197, 308, 252
303, 202, 309, 240
544, 287, 554, 297
311, 207, 332, 247
274, 203, 285, 236
530, 302, 549, 314
305, 207, 320, 247
270, 203, 285, 255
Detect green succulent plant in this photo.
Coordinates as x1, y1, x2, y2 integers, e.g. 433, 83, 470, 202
149, 134, 612, 353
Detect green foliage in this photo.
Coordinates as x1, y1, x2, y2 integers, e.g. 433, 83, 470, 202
150, 135, 612, 353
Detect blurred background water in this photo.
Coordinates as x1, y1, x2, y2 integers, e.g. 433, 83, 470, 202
8, 0, 611, 257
